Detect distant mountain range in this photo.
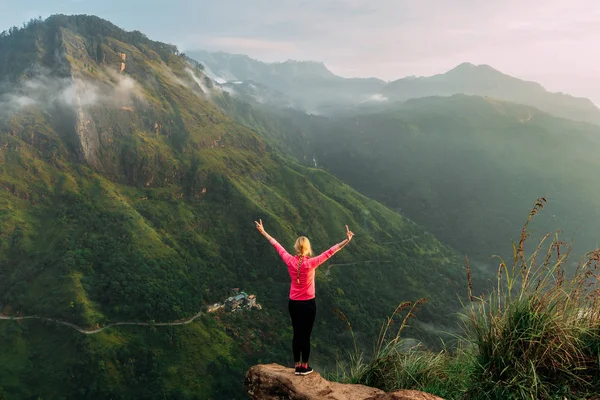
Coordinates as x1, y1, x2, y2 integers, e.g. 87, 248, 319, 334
187, 50, 386, 112
382, 62, 600, 125
190, 51, 600, 125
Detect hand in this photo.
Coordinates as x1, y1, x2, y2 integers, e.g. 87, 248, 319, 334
255, 219, 266, 234
345, 225, 354, 242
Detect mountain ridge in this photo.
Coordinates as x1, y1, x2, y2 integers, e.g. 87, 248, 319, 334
188, 49, 387, 112
190, 50, 600, 124
382, 62, 600, 125
188, 49, 384, 82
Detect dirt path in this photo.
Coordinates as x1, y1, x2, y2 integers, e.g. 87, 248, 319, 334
0, 310, 204, 334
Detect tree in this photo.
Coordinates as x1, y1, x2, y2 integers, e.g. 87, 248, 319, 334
96, 42, 104, 63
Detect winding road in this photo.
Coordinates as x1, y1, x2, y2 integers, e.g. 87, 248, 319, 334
0, 310, 205, 335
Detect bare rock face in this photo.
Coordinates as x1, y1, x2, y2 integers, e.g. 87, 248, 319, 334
245, 364, 444, 400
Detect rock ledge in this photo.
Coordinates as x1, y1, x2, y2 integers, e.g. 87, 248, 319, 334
245, 363, 444, 400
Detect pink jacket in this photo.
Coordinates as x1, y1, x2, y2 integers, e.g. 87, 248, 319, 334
269, 238, 339, 300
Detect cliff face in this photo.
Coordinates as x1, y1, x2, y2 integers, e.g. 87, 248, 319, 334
245, 364, 444, 400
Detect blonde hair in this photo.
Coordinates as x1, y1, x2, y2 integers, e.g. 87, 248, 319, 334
294, 236, 313, 257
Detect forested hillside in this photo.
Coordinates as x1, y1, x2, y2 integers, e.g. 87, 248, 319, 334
0, 15, 471, 398
225, 95, 600, 266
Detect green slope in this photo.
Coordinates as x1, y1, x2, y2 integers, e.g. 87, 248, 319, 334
262, 95, 600, 264
0, 15, 470, 398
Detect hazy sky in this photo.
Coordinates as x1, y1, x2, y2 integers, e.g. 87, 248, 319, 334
2, 0, 600, 103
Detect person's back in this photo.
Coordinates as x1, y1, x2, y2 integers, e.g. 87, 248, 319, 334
269, 240, 339, 300
255, 219, 354, 375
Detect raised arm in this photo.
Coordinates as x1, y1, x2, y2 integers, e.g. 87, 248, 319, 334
310, 225, 355, 268
255, 219, 294, 264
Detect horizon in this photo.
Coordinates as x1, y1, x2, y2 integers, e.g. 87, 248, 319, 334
2, 1, 599, 104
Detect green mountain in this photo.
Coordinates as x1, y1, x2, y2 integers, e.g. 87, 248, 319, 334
187, 50, 386, 112
260, 95, 600, 264
0, 15, 471, 399
382, 63, 600, 125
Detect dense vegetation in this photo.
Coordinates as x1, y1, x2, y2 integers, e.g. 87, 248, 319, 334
0, 15, 473, 398
0, 15, 179, 78
242, 96, 600, 267
332, 200, 600, 399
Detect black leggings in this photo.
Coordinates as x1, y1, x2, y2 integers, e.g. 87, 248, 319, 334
288, 298, 317, 363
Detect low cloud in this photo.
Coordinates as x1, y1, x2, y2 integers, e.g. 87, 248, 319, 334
365, 93, 388, 102
185, 67, 212, 97
219, 84, 237, 96
158, 64, 210, 98
0, 67, 145, 120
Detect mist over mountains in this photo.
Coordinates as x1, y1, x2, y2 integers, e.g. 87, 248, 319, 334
194, 49, 600, 261
192, 50, 600, 125
1, 13, 600, 399
187, 49, 387, 113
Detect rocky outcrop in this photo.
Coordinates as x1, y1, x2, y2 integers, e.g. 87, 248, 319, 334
245, 364, 444, 400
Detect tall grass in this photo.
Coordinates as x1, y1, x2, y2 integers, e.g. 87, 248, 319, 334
329, 198, 600, 399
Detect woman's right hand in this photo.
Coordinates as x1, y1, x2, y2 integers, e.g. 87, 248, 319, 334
255, 219, 266, 235
345, 225, 354, 241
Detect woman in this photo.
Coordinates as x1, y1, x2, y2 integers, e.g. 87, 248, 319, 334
255, 219, 354, 375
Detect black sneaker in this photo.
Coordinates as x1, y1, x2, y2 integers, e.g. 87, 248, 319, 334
294, 366, 301, 375
299, 366, 313, 376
